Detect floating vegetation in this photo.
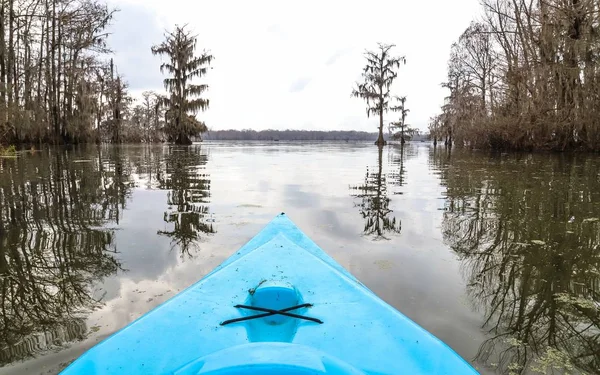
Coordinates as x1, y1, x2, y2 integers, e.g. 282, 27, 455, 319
530, 348, 575, 375
0, 145, 17, 158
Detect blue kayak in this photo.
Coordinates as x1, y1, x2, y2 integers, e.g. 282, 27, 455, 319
61, 213, 479, 375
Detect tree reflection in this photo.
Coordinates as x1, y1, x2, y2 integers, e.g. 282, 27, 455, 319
350, 145, 401, 239
156, 147, 214, 258
435, 151, 600, 374
388, 144, 417, 194
0, 148, 128, 365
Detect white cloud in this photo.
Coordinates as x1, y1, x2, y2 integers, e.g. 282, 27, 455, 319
107, 0, 481, 131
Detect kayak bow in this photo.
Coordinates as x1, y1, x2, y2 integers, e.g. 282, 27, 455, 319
61, 213, 479, 375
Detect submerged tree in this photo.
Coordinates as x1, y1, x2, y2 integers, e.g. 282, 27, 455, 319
428, 115, 442, 147
352, 43, 406, 146
151, 25, 213, 145
105, 59, 129, 144
142, 91, 165, 142
390, 96, 416, 144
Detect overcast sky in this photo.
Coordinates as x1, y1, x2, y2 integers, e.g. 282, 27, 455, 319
105, 0, 481, 132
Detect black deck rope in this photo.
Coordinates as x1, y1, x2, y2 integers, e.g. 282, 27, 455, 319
220, 303, 323, 326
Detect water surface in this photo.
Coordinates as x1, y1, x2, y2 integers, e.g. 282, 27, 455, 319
0, 142, 598, 374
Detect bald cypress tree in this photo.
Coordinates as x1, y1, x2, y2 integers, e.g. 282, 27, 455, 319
390, 96, 416, 144
151, 25, 213, 145
352, 43, 406, 146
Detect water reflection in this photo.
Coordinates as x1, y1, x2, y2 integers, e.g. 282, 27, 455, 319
388, 144, 417, 194
433, 150, 600, 374
0, 148, 127, 365
2, 143, 598, 375
350, 145, 401, 239
0, 145, 216, 365
155, 147, 215, 258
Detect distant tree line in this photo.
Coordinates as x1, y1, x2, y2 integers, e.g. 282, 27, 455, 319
201, 129, 386, 141
430, 0, 600, 151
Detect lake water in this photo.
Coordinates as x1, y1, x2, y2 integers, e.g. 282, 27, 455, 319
0, 142, 598, 375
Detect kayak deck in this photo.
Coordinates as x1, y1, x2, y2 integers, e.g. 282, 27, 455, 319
61, 213, 479, 374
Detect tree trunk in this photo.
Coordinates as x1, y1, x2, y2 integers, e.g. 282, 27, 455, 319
37, 15, 45, 112
0, 0, 6, 119
96, 69, 104, 144
376, 105, 385, 146
23, 25, 32, 112
57, 12, 65, 141
374, 144, 384, 236
175, 133, 192, 145
111, 73, 122, 144
11, 0, 18, 109
7, 0, 14, 109
51, 0, 59, 142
